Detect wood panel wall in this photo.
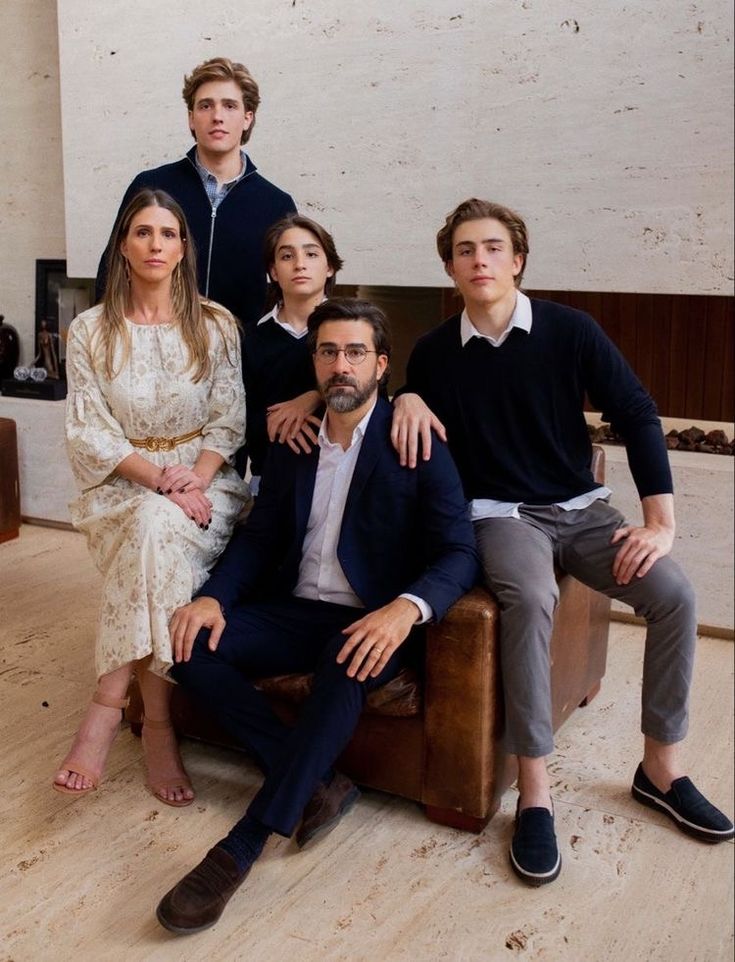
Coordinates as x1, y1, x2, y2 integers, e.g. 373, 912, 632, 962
441, 289, 734, 422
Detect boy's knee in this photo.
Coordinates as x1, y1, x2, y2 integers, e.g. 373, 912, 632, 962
500, 582, 559, 621
638, 560, 697, 627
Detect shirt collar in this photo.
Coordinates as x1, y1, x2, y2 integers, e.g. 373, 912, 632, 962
460, 289, 533, 347
193, 148, 248, 187
256, 304, 308, 339
318, 399, 377, 451
257, 300, 327, 339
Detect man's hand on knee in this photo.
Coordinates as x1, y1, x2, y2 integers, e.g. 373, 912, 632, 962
336, 598, 420, 681
610, 493, 676, 585
610, 523, 675, 584
169, 596, 226, 663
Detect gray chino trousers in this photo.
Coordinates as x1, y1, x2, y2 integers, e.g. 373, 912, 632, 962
474, 499, 697, 758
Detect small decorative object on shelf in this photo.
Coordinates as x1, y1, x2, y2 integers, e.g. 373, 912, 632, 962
11, 366, 51, 382
34, 259, 96, 385
0, 315, 20, 380
1, 260, 93, 400
2, 363, 66, 399
35, 319, 60, 379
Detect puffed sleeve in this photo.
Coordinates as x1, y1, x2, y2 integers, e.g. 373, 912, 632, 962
200, 309, 246, 462
65, 312, 135, 491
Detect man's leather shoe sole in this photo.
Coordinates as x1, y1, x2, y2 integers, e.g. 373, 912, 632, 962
156, 845, 251, 935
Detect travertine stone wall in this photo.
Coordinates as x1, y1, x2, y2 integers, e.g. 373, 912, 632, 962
0, 0, 66, 362
1, 5, 733, 360
57, 0, 734, 293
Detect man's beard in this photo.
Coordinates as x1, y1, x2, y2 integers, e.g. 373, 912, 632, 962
321, 373, 378, 413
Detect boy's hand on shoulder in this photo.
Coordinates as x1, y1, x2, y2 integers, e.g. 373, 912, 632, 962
391, 394, 446, 468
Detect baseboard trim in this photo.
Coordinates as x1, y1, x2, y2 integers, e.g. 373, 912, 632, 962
22, 516, 74, 531
610, 609, 733, 640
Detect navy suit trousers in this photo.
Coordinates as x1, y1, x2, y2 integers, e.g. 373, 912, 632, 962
170, 596, 405, 837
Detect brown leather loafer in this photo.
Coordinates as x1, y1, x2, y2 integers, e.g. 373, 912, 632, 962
296, 772, 361, 849
156, 845, 251, 935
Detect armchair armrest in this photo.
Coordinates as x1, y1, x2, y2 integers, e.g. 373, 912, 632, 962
423, 587, 503, 819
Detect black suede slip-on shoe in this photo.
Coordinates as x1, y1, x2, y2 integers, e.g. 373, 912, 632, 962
509, 803, 562, 886
631, 763, 734, 843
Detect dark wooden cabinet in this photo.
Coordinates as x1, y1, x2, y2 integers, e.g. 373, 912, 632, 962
0, 418, 21, 543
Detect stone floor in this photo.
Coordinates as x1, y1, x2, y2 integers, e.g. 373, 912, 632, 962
1, 525, 733, 962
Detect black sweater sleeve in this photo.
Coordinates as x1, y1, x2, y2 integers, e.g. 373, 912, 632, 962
580, 315, 673, 498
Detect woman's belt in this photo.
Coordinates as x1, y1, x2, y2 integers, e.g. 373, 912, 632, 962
128, 427, 204, 453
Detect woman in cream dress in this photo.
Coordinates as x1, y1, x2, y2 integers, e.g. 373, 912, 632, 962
53, 189, 250, 805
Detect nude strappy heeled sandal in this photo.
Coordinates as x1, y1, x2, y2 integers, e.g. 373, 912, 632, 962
52, 690, 129, 796
141, 717, 195, 808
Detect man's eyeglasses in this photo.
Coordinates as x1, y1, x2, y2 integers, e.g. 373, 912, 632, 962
313, 345, 377, 365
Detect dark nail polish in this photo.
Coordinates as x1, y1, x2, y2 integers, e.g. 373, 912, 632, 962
167, 488, 173, 494
205, 524, 209, 530
156, 487, 162, 494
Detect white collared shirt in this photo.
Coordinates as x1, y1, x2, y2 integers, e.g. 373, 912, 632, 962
461, 290, 612, 520
293, 403, 431, 622
256, 304, 309, 340
460, 289, 533, 348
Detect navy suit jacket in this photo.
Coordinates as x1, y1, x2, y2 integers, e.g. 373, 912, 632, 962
200, 398, 478, 621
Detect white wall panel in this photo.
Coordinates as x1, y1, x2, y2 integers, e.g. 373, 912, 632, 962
57, 1, 734, 293
0, 0, 66, 363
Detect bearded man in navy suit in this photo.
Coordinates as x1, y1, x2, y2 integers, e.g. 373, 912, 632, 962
157, 297, 478, 935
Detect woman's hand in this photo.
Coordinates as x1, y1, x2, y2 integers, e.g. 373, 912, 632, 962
159, 464, 208, 495
166, 489, 213, 528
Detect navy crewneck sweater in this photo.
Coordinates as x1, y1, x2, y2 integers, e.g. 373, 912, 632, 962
402, 299, 672, 504
242, 317, 316, 476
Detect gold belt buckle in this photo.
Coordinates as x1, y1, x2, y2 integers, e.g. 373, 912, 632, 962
144, 436, 175, 452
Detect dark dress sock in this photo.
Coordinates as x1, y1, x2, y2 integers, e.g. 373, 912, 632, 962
218, 813, 271, 872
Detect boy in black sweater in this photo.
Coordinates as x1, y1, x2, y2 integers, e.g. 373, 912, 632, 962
393, 198, 733, 885
243, 214, 343, 491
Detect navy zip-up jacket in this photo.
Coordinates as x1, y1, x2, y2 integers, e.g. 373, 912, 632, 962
95, 146, 296, 325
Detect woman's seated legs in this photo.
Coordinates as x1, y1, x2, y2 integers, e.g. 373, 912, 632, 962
53, 662, 133, 794
138, 659, 194, 806
53, 656, 194, 806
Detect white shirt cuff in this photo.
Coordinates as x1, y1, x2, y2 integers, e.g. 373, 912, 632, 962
399, 593, 433, 625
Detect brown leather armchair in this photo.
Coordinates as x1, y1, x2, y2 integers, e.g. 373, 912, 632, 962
127, 448, 610, 832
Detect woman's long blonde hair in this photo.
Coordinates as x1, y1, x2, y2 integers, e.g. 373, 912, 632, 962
99, 188, 233, 381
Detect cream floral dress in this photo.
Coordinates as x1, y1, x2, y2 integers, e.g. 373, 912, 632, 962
65, 303, 250, 679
